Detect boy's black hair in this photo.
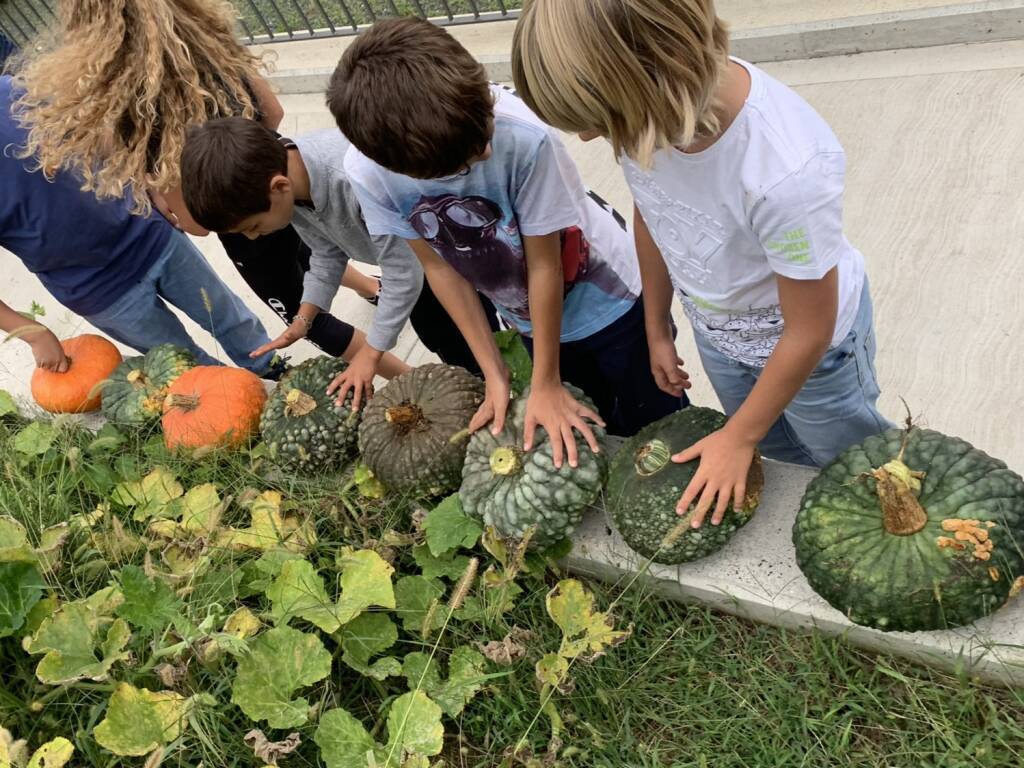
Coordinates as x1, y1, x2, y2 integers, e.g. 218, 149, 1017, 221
180, 117, 288, 231
326, 16, 493, 179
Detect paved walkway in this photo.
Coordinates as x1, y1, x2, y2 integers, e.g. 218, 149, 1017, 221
1, 37, 1022, 474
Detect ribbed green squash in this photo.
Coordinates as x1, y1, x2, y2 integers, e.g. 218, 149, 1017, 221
100, 344, 196, 425
358, 364, 484, 498
460, 385, 607, 546
260, 356, 359, 472
606, 408, 763, 564
794, 426, 1024, 632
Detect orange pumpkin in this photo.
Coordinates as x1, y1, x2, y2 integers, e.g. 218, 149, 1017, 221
161, 366, 267, 450
30, 334, 123, 413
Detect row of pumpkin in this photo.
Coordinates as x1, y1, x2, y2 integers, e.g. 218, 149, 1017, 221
27, 334, 1024, 635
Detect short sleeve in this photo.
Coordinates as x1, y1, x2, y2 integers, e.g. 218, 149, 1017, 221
513, 132, 583, 237
751, 151, 848, 280
343, 150, 419, 240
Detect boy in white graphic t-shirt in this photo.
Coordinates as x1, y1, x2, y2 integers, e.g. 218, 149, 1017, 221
513, 0, 891, 527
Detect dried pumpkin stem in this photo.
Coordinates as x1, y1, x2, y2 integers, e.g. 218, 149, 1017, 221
875, 459, 928, 536
385, 403, 424, 432
126, 369, 147, 387
283, 388, 317, 417
165, 393, 201, 412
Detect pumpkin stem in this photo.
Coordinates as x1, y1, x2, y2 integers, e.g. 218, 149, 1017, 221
635, 439, 671, 477
489, 446, 522, 476
164, 393, 201, 412
385, 403, 424, 433
284, 388, 317, 417
876, 459, 929, 536
126, 369, 147, 387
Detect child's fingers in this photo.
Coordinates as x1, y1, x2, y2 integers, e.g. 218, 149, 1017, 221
691, 486, 717, 529
572, 417, 601, 455
561, 424, 579, 468
676, 473, 705, 516
546, 421, 564, 468
326, 373, 344, 395
522, 416, 536, 453
491, 397, 508, 435
734, 481, 748, 514
575, 403, 605, 428
469, 402, 493, 434
710, 487, 731, 526
672, 442, 701, 464
348, 383, 363, 412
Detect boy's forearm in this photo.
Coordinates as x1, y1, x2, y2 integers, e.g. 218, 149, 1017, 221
634, 206, 674, 340
0, 301, 43, 338
406, 240, 504, 377
523, 233, 564, 388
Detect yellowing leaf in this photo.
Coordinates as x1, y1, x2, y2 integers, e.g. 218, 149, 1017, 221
266, 559, 341, 633
0, 517, 35, 564
111, 468, 184, 522
231, 627, 332, 729
149, 483, 225, 540
25, 737, 74, 768
223, 607, 261, 639
314, 708, 378, 768
402, 646, 487, 717
535, 652, 570, 689
335, 549, 396, 625
216, 491, 316, 553
93, 684, 190, 757
546, 579, 631, 660
383, 691, 444, 763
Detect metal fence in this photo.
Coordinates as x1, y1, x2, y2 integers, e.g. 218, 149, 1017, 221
0, 0, 519, 47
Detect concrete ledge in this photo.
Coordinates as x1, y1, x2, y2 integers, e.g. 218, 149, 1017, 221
564, 459, 1024, 687
267, 2, 1024, 93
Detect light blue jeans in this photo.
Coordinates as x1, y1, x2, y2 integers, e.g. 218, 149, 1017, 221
86, 231, 276, 375
692, 282, 892, 467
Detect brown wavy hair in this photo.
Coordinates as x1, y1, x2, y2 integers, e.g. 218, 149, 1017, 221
12, 0, 265, 214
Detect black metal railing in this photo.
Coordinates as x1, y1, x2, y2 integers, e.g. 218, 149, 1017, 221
0, 0, 518, 48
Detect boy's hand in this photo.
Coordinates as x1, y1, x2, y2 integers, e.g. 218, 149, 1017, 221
469, 367, 512, 436
28, 329, 70, 372
327, 346, 381, 410
524, 383, 604, 469
649, 334, 691, 397
250, 313, 314, 359
672, 426, 757, 528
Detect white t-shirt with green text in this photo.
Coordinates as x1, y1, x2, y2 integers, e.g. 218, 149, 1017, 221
622, 58, 865, 367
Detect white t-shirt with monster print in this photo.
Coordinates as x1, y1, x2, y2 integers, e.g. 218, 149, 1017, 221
622, 59, 865, 368
344, 85, 641, 343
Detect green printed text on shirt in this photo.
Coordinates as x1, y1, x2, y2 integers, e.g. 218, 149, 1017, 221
767, 227, 811, 264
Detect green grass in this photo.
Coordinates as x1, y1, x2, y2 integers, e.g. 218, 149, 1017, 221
1, 412, 1023, 767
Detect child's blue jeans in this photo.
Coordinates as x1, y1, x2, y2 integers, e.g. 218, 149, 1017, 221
692, 281, 892, 467
85, 231, 276, 375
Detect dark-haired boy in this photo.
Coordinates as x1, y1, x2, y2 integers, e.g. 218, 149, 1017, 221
181, 117, 497, 407
329, 17, 685, 466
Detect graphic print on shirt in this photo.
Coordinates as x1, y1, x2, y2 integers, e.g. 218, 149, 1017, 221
681, 298, 784, 367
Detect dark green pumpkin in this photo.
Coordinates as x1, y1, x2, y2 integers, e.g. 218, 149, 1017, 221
100, 344, 196, 425
794, 427, 1024, 632
460, 385, 606, 546
260, 356, 359, 472
358, 364, 484, 498
606, 407, 763, 564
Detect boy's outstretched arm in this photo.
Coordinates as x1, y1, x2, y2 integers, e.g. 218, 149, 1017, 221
405, 239, 511, 434
522, 232, 603, 469
635, 206, 691, 397
675, 269, 838, 527
0, 300, 69, 372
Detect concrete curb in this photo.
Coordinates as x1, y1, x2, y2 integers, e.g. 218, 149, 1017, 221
267, 1, 1024, 94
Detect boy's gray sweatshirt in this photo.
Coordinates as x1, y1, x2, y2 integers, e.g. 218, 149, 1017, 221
293, 130, 422, 352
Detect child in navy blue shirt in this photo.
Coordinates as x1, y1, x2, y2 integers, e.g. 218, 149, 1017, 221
0, 75, 281, 376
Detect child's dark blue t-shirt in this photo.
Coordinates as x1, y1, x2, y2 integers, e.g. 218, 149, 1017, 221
0, 75, 171, 315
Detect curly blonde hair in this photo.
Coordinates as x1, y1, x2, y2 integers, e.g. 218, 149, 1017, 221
13, 0, 265, 214
512, 0, 729, 168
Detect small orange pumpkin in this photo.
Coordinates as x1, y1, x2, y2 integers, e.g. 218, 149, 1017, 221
30, 334, 123, 413
161, 366, 267, 451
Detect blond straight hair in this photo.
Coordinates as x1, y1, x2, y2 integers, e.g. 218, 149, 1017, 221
12, 0, 263, 214
512, 0, 729, 167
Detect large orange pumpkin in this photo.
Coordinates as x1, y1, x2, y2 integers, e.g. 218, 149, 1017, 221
30, 334, 123, 413
161, 366, 267, 451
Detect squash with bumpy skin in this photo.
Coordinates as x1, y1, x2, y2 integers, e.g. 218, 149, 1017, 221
101, 344, 196, 425
460, 385, 606, 546
606, 408, 763, 564
161, 366, 267, 451
358, 364, 484, 497
261, 356, 359, 472
794, 425, 1024, 632
31, 334, 123, 414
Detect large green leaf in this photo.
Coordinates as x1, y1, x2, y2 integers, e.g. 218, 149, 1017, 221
494, 329, 533, 396
0, 561, 45, 639
335, 549, 396, 624
115, 566, 183, 635
394, 576, 446, 634
422, 495, 482, 557
231, 626, 331, 729
402, 646, 488, 717
339, 612, 402, 681
111, 467, 184, 522
24, 588, 131, 684
265, 559, 340, 633
382, 691, 445, 763
411, 544, 471, 581
93, 684, 190, 757
12, 422, 56, 456
0, 390, 18, 418
314, 708, 378, 768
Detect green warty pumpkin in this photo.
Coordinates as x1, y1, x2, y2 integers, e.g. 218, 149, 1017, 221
358, 364, 484, 498
460, 384, 607, 547
100, 344, 196, 425
606, 407, 763, 565
260, 356, 360, 472
794, 426, 1024, 632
